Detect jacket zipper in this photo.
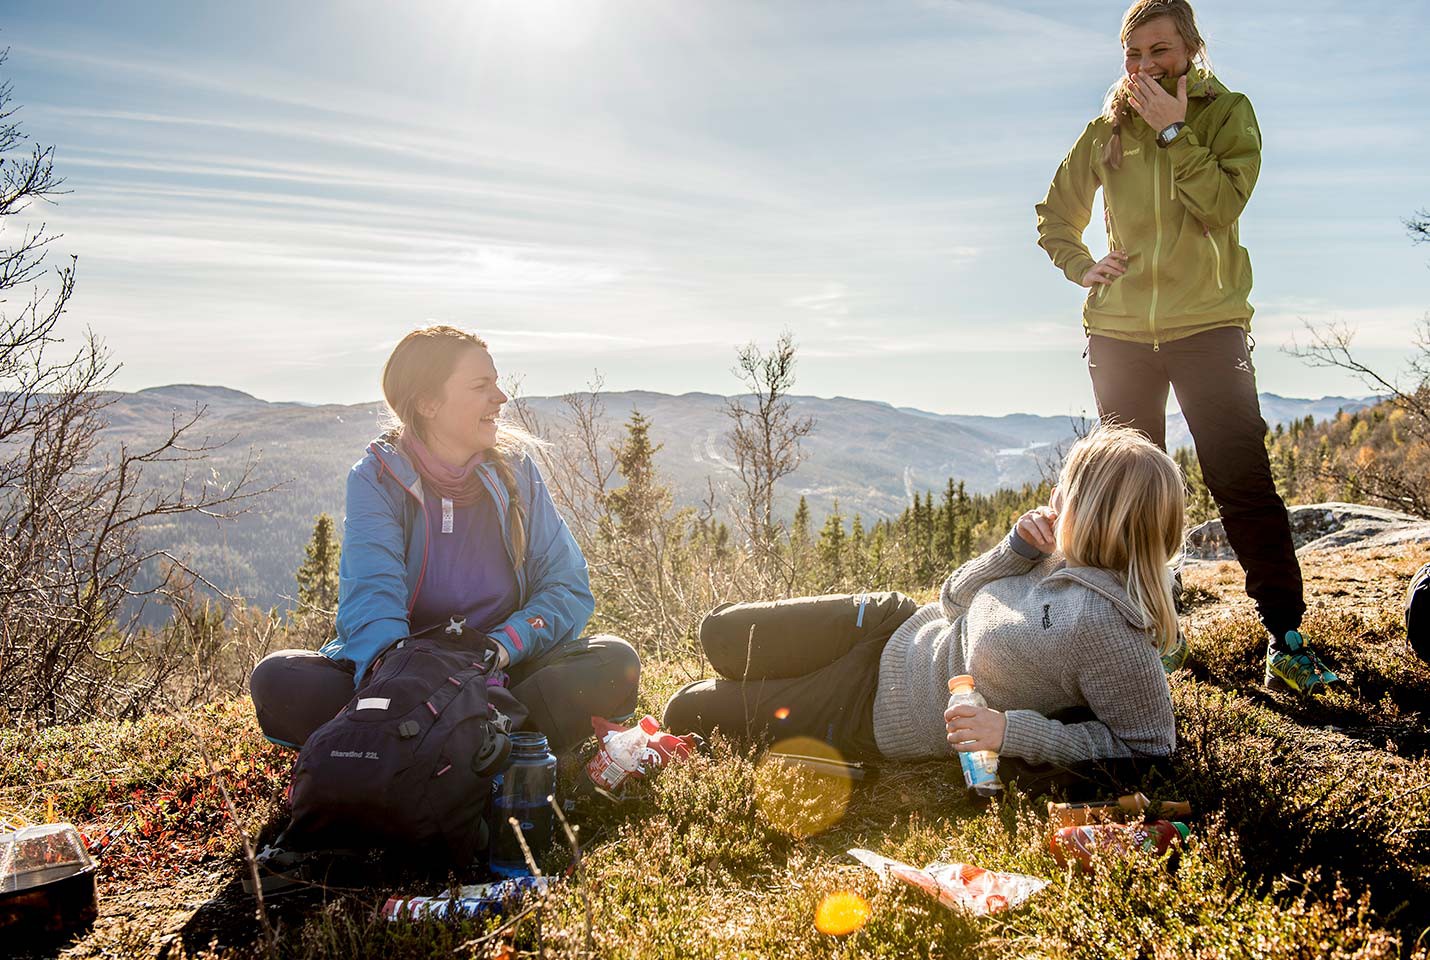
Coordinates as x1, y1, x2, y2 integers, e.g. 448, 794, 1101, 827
1149, 148, 1163, 350
1207, 233, 1224, 290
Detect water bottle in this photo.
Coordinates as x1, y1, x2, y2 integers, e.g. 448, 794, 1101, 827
489, 732, 558, 878
946, 675, 1003, 797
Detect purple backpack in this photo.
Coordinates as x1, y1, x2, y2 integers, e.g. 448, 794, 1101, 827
283, 623, 528, 866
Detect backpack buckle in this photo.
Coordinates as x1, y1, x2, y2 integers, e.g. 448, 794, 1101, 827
489, 707, 512, 734
446, 616, 467, 636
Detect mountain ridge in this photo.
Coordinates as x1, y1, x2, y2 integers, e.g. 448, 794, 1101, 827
100, 384, 1378, 612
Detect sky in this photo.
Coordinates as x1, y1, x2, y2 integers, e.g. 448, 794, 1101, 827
3, 0, 1427, 417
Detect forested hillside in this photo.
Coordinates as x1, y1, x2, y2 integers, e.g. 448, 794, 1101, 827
101, 384, 1377, 616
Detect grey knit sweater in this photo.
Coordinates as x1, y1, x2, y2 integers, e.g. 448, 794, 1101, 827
872, 533, 1175, 766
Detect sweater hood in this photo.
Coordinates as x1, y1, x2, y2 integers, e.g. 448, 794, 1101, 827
1046, 564, 1153, 630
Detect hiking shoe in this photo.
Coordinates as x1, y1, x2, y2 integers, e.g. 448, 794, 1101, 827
1160, 630, 1189, 674
1264, 631, 1339, 694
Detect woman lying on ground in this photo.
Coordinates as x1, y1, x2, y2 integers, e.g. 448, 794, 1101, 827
250, 325, 640, 754
1034, 0, 1334, 694
663, 426, 1180, 778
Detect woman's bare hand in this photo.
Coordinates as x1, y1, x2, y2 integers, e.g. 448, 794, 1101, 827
1081, 251, 1129, 288
1127, 72, 1188, 132
1014, 506, 1059, 554
945, 703, 1007, 753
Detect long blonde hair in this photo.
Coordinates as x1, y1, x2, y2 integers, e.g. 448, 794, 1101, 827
1056, 426, 1185, 655
380, 325, 535, 566
1101, 0, 1211, 170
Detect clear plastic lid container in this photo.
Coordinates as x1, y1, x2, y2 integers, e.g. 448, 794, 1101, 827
0, 824, 96, 894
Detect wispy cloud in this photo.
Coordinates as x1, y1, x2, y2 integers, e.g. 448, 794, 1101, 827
2, 0, 1424, 414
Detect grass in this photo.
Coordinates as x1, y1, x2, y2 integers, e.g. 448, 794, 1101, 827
3, 545, 1429, 958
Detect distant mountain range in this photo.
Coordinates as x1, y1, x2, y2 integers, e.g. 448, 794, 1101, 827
100, 385, 1376, 613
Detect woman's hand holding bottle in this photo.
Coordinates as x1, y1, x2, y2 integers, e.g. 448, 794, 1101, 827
945, 703, 1007, 753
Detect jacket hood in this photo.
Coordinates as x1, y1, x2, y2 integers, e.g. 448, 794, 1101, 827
1046, 563, 1153, 630
365, 434, 507, 503
366, 434, 421, 493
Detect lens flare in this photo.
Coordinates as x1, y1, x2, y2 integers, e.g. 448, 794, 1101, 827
754, 736, 853, 838
773, 707, 791, 720
815, 891, 871, 936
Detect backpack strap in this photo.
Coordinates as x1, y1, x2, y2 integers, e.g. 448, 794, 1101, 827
366, 615, 502, 686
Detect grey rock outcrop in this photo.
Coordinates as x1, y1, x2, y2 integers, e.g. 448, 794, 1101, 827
1184, 502, 1430, 562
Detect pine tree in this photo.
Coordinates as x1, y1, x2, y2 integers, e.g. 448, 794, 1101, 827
296, 513, 341, 611
790, 495, 812, 586
953, 481, 973, 566
848, 514, 867, 583
607, 409, 664, 539
817, 500, 846, 587
938, 478, 957, 570
1175, 448, 1216, 525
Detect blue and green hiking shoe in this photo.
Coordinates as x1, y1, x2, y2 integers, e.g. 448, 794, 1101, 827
1161, 630, 1189, 674
1264, 631, 1340, 694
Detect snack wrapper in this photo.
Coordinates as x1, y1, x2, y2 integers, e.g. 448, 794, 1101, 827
585, 715, 700, 795
848, 848, 1047, 915
382, 876, 551, 921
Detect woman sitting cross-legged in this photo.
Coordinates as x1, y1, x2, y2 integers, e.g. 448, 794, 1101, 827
663, 426, 1181, 780
250, 325, 640, 754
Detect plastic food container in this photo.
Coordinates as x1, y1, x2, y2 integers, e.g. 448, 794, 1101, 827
0, 823, 99, 936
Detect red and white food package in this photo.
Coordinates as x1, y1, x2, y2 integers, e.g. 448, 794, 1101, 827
585, 715, 700, 795
848, 848, 1047, 915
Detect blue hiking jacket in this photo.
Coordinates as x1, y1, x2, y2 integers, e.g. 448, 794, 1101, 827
320, 436, 595, 685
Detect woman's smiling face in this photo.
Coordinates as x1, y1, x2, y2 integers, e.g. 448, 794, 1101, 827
419, 345, 507, 461
1123, 15, 1191, 82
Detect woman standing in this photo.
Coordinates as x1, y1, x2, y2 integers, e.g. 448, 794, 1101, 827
1034, 0, 1335, 694
250, 325, 640, 751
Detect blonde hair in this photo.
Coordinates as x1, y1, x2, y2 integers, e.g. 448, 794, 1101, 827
1056, 426, 1185, 655
381, 325, 535, 566
1101, 0, 1211, 169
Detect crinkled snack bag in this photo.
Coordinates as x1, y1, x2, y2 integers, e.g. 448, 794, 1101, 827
848, 848, 1047, 916
585, 715, 701, 796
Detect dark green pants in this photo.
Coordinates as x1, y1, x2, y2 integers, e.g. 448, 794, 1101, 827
662, 592, 918, 761
250, 635, 640, 754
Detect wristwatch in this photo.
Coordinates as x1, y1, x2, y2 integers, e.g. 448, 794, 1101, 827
1156, 121, 1186, 148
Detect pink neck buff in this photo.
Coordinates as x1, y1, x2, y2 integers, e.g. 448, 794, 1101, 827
399, 431, 489, 507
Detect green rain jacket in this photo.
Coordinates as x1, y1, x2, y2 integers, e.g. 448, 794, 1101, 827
1035, 68, 1260, 347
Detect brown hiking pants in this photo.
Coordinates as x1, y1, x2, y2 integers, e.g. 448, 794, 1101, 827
1087, 326, 1305, 637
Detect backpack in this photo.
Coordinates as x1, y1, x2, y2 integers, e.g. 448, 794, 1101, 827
1408, 562, 1430, 664
282, 620, 528, 867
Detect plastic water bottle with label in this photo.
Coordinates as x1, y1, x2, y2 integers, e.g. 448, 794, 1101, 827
946, 675, 1003, 797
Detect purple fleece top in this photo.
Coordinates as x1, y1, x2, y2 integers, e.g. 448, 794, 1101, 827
408, 486, 521, 636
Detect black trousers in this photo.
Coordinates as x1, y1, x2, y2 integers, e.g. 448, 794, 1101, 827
250, 635, 640, 754
661, 593, 919, 762
1087, 326, 1305, 636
